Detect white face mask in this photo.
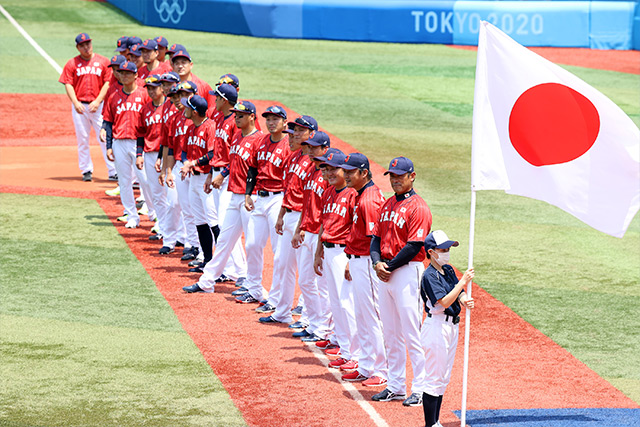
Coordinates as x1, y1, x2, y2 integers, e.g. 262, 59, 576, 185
435, 251, 450, 266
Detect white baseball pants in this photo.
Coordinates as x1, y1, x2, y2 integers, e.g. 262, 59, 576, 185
298, 232, 333, 339
270, 210, 301, 323
71, 102, 116, 176
349, 256, 388, 379
112, 138, 145, 223
420, 315, 458, 396
243, 193, 283, 301
188, 173, 216, 227
143, 152, 174, 244
378, 261, 426, 396
197, 192, 251, 291
173, 161, 197, 248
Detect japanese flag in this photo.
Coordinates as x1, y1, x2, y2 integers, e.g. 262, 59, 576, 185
471, 22, 640, 238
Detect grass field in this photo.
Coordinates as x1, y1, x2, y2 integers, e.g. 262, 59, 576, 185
1, 0, 639, 418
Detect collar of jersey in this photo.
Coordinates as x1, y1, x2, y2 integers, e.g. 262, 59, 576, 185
394, 188, 415, 201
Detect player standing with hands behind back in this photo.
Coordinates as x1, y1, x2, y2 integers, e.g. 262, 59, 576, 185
420, 230, 475, 427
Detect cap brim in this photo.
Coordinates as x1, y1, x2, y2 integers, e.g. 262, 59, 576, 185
262, 112, 286, 119
320, 160, 342, 167
340, 164, 359, 170
283, 129, 294, 134
436, 240, 459, 249
288, 121, 313, 130
171, 54, 191, 61
231, 109, 254, 115
180, 98, 192, 109
115, 47, 127, 52
383, 168, 410, 175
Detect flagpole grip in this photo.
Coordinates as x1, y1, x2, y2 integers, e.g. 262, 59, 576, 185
461, 189, 477, 427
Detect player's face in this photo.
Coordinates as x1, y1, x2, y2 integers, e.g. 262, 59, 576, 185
214, 95, 226, 111
119, 70, 136, 86
293, 125, 311, 144
344, 168, 367, 189
183, 107, 194, 119
308, 145, 327, 162
265, 115, 285, 134
141, 49, 158, 64
389, 171, 415, 195
110, 67, 122, 83
287, 132, 301, 151
76, 41, 93, 59
172, 57, 192, 77
169, 93, 182, 108
157, 46, 167, 59
234, 112, 254, 129
324, 165, 345, 187
161, 81, 174, 95
146, 85, 163, 101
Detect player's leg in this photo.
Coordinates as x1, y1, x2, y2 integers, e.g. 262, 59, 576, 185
269, 210, 300, 323
243, 196, 271, 302
112, 139, 139, 224
174, 162, 199, 254
70, 104, 93, 175
377, 276, 407, 396
214, 175, 247, 281
188, 174, 214, 265
295, 232, 323, 338
324, 247, 357, 361
144, 152, 171, 244
88, 103, 116, 177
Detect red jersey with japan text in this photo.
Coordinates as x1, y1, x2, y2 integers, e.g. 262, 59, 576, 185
211, 113, 235, 167
59, 54, 112, 103
168, 111, 190, 160
248, 134, 291, 193
320, 186, 356, 244
136, 99, 164, 152
103, 86, 149, 140
299, 167, 329, 234
189, 74, 216, 116
345, 181, 385, 256
160, 99, 177, 148
227, 129, 263, 194
185, 118, 215, 174
373, 190, 432, 262
282, 149, 314, 212
105, 75, 144, 101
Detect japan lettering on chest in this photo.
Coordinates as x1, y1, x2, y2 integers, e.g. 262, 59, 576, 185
174, 118, 188, 137
163, 108, 175, 124
323, 195, 349, 218
304, 175, 325, 198
76, 62, 103, 77
216, 124, 232, 144
230, 139, 252, 161
116, 97, 143, 115
188, 129, 207, 149
379, 202, 407, 229
257, 144, 284, 168
289, 159, 310, 181
145, 111, 161, 127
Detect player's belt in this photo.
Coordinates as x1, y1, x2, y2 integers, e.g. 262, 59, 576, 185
212, 167, 221, 172
322, 241, 346, 248
192, 171, 201, 175
427, 312, 460, 324
346, 254, 362, 259
257, 190, 282, 197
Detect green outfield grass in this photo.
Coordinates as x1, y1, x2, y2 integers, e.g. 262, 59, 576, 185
1, 0, 639, 407
0, 194, 246, 426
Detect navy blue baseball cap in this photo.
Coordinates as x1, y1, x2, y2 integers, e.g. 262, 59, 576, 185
181, 95, 208, 116
75, 33, 91, 45
109, 55, 126, 68
141, 39, 158, 51
303, 131, 330, 147
210, 83, 238, 104
171, 49, 191, 62
115, 36, 129, 51
217, 74, 239, 88
159, 71, 180, 83
167, 43, 186, 54
128, 44, 142, 57
231, 100, 256, 115
288, 115, 318, 131
155, 36, 169, 48
341, 153, 370, 171
144, 75, 162, 87
119, 61, 137, 73
424, 230, 459, 252
176, 80, 198, 94
384, 156, 414, 175
262, 105, 287, 120
284, 128, 294, 134
128, 36, 143, 47
316, 148, 345, 167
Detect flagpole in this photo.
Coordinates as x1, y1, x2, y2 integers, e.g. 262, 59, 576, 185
461, 188, 477, 427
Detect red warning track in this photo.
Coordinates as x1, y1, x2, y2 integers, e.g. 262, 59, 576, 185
1, 84, 638, 426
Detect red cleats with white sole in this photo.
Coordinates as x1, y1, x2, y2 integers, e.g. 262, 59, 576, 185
339, 360, 358, 371
341, 371, 367, 382
328, 358, 348, 369
362, 376, 388, 387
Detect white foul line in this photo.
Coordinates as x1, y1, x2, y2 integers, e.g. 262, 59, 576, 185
305, 343, 390, 427
0, 4, 62, 75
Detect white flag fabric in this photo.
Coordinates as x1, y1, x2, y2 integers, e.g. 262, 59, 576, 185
471, 21, 640, 238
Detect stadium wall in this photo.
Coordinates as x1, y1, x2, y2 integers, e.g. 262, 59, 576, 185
107, 0, 640, 50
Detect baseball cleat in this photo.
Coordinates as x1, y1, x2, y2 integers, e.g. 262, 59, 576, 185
188, 266, 205, 273
188, 259, 203, 267
371, 388, 406, 402
106, 186, 120, 197
214, 274, 232, 283
181, 247, 198, 261
290, 305, 303, 316
235, 277, 246, 287
300, 333, 322, 342
362, 376, 387, 387
158, 246, 174, 255
288, 321, 308, 330
324, 346, 341, 356
314, 340, 331, 349
108, 174, 118, 181
182, 283, 212, 293
339, 360, 358, 371
124, 219, 139, 229
137, 203, 149, 216
292, 329, 311, 338
231, 286, 248, 296
82, 171, 92, 182
255, 303, 275, 314
402, 393, 423, 407
116, 214, 128, 222
235, 293, 258, 304
328, 358, 348, 368
341, 371, 367, 382
150, 223, 160, 235
175, 241, 184, 247
258, 315, 281, 324
149, 234, 163, 241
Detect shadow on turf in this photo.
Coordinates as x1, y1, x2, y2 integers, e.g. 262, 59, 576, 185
84, 214, 113, 227
461, 414, 595, 424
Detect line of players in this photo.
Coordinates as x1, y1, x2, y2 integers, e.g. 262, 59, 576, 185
97, 34, 476, 427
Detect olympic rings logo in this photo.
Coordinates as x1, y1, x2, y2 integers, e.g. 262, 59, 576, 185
154, 0, 187, 25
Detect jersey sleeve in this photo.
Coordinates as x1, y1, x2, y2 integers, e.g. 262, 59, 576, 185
406, 201, 432, 242
136, 107, 148, 138
361, 190, 384, 237
102, 94, 114, 122
58, 59, 76, 85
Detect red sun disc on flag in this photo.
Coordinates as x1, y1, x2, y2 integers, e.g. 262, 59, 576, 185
508, 83, 600, 167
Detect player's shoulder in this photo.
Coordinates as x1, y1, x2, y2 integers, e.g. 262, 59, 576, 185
93, 53, 110, 64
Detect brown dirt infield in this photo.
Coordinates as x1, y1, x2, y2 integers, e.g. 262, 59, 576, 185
1, 75, 637, 425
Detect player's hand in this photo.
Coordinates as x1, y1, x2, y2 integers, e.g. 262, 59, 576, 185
313, 252, 323, 276
88, 100, 100, 113
275, 216, 284, 235
344, 262, 352, 281
460, 294, 475, 309
99, 128, 107, 143
158, 171, 165, 186
462, 268, 475, 284
73, 101, 85, 114
135, 156, 144, 170
154, 159, 162, 173
180, 161, 193, 179
166, 171, 175, 188
203, 174, 213, 194
211, 173, 224, 189
291, 230, 305, 248
106, 148, 115, 161
244, 195, 254, 212
374, 262, 391, 282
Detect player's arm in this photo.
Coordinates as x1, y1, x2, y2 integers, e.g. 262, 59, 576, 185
135, 137, 145, 170
104, 121, 115, 161
89, 80, 109, 113
64, 83, 85, 114
313, 225, 325, 275
275, 205, 287, 235
439, 268, 475, 309
244, 166, 258, 211
370, 235, 391, 282
385, 241, 423, 272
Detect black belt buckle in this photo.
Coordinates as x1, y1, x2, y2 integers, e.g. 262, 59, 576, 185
323, 241, 345, 248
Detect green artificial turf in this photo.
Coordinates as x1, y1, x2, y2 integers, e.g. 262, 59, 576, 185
1, 0, 639, 404
0, 193, 246, 426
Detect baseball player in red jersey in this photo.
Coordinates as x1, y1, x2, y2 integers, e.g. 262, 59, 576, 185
177, 94, 219, 272
103, 61, 150, 229
135, 75, 175, 254
115, 36, 129, 55
264, 122, 315, 326
140, 39, 172, 77
183, 100, 261, 294
238, 106, 291, 313
312, 148, 362, 373
370, 156, 432, 406
170, 49, 215, 116
291, 130, 332, 343
127, 44, 146, 79
59, 32, 115, 181
339, 153, 388, 386
154, 36, 169, 62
